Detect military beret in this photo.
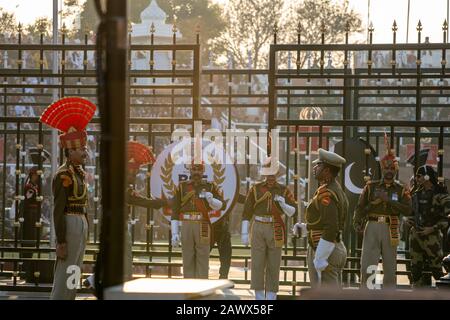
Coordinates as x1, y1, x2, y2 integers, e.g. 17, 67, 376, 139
313, 148, 346, 168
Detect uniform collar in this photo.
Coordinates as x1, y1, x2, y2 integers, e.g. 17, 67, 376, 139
380, 179, 394, 187
262, 180, 281, 189
189, 179, 207, 186
320, 178, 337, 187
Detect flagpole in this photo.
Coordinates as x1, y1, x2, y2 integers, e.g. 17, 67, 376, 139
367, 0, 371, 43
406, 0, 410, 43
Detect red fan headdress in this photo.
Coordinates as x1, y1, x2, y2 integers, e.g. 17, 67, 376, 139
127, 141, 155, 170
380, 132, 399, 170
40, 97, 96, 149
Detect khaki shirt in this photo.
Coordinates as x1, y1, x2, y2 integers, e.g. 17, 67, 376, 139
306, 180, 348, 243
353, 179, 412, 227
171, 180, 224, 221
242, 181, 297, 221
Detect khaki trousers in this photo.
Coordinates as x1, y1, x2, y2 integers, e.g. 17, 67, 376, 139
360, 221, 398, 289
181, 221, 210, 279
250, 221, 282, 292
307, 241, 347, 288
50, 215, 88, 300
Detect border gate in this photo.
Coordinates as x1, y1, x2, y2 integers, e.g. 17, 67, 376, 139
1, 20, 450, 297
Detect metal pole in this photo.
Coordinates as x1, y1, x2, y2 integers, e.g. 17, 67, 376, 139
100, 0, 128, 290
406, 0, 411, 43
367, 0, 370, 43
50, 0, 59, 249
447, 0, 449, 42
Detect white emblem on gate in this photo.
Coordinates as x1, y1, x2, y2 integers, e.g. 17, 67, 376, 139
150, 139, 239, 224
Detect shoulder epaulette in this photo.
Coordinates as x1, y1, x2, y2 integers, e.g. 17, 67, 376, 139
55, 170, 73, 187
55, 166, 70, 176
316, 185, 332, 204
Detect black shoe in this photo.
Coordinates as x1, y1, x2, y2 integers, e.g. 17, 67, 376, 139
83, 278, 92, 288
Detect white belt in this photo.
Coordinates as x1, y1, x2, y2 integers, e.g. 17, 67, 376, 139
368, 214, 391, 224
254, 215, 273, 223
181, 214, 203, 221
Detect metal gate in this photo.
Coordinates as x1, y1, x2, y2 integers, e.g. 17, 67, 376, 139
1, 20, 450, 297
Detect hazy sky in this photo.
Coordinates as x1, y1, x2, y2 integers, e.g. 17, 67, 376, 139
0, 0, 448, 43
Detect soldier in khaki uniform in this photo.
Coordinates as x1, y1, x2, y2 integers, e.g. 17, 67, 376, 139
171, 162, 224, 279
406, 165, 450, 287
353, 144, 412, 289
241, 157, 297, 300
298, 148, 348, 288
39, 97, 96, 300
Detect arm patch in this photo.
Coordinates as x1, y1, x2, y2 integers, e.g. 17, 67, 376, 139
60, 174, 73, 188
321, 196, 331, 206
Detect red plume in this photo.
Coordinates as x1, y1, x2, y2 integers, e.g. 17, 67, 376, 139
381, 131, 398, 169
384, 132, 390, 156
127, 141, 155, 169
40, 97, 96, 132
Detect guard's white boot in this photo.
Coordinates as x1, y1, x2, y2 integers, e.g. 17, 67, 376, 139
266, 291, 277, 300
255, 290, 265, 300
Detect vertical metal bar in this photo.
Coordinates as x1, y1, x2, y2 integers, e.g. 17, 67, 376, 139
269, 45, 276, 130
293, 126, 298, 256
415, 22, 423, 173
283, 131, 290, 283
36, 124, 44, 258
227, 69, 232, 130
145, 129, 153, 277
59, 26, 66, 166
99, 0, 129, 289
442, 21, 447, 94
320, 24, 325, 74
438, 127, 444, 183
392, 21, 397, 75
14, 122, 21, 249
1, 80, 7, 260
17, 24, 22, 74
50, 0, 59, 249
94, 138, 100, 244
305, 135, 311, 204
406, 0, 411, 43
367, 0, 371, 43
84, 29, 88, 75
368, 25, 373, 75
40, 32, 44, 86
193, 44, 200, 121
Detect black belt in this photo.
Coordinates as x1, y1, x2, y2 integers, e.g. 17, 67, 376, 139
65, 206, 86, 214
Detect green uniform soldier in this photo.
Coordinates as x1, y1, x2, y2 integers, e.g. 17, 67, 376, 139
407, 165, 450, 287
171, 161, 224, 279
40, 97, 97, 300
301, 148, 348, 288
354, 143, 412, 289
241, 157, 297, 300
